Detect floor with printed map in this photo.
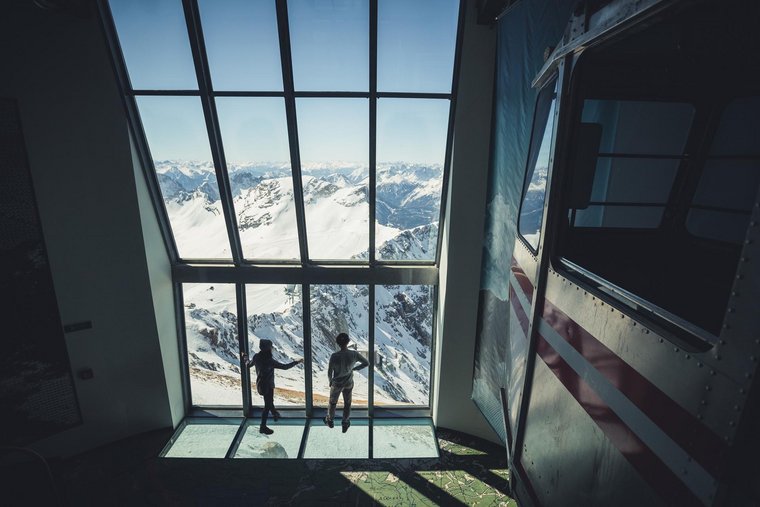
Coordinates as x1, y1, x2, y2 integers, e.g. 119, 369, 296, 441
44, 424, 516, 506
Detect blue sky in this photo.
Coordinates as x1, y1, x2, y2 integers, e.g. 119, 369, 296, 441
112, 0, 458, 164
297, 98, 368, 164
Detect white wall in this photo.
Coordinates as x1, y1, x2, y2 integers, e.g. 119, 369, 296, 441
0, 1, 179, 456
434, 0, 500, 443
131, 136, 184, 428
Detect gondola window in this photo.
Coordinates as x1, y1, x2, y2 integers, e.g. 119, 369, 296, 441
518, 79, 558, 251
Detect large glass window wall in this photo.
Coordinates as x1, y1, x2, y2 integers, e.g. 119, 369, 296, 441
104, 0, 462, 414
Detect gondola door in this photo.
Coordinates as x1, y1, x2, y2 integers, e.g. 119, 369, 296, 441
504, 64, 566, 466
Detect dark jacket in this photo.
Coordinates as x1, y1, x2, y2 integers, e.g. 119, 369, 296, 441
247, 351, 298, 394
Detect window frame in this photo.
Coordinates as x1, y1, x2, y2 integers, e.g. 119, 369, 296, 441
549, 54, 731, 351
684, 96, 760, 245
566, 98, 697, 231
98, 0, 465, 417
516, 76, 559, 255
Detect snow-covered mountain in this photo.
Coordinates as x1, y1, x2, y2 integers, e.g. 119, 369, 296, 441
183, 241, 435, 407
165, 160, 441, 406
155, 160, 442, 261
519, 165, 547, 246
377, 163, 443, 231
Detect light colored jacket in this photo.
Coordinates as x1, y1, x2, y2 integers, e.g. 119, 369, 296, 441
328, 349, 369, 388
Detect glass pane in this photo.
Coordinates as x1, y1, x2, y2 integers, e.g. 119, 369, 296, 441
109, 0, 197, 90
183, 283, 241, 406
519, 88, 557, 250
581, 100, 694, 156
233, 419, 304, 458
373, 419, 438, 458
311, 285, 369, 408
374, 285, 433, 406
163, 418, 242, 458
246, 284, 304, 407
710, 97, 760, 156
296, 99, 369, 260
687, 209, 751, 244
217, 98, 299, 259
378, 0, 459, 93
590, 157, 679, 204
574, 205, 664, 229
693, 160, 760, 211
137, 96, 232, 259
303, 419, 369, 458
198, 0, 283, 91
376, 99, 449, 261
288, 0, 368, 91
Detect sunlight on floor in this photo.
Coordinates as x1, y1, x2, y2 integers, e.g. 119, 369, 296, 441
340, 468, 515, 506
342, 471, 434, 506
438, 436, 489, 456
416, 469, 515, 506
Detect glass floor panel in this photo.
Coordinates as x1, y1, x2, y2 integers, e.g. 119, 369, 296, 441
373, 418, 439, 459
160, 417, 439, 459
162, 417, 242, 458
232, 419, 305, 459
303, 419, 369, 459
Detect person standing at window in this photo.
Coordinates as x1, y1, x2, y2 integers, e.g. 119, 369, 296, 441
242, 339, 302, 435
323, 333, 369, 433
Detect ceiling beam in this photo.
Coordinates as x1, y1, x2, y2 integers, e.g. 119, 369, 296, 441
477, 0, 520, 25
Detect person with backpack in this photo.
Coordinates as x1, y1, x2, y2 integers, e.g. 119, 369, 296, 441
242, 339, 302, 435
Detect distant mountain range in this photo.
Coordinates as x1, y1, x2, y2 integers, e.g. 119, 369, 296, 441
165, 160, 441, 406
155, 160, 442, 261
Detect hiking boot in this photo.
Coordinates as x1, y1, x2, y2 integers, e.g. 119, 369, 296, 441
272, 410, 281, 422
259, 425, 274, 435
342, 420, 350, 433
323, 416, 334, 429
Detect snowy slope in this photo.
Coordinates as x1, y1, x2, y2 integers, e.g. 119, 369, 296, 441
165, 160, 441, 406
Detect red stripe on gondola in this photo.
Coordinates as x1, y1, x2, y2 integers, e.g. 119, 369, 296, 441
541, 298, 727, 479
508, 259, 727, 480
508, 257, 728, 504
509, 284, 530, 335
534, 333, 704, 507
511, 262, 535, 302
